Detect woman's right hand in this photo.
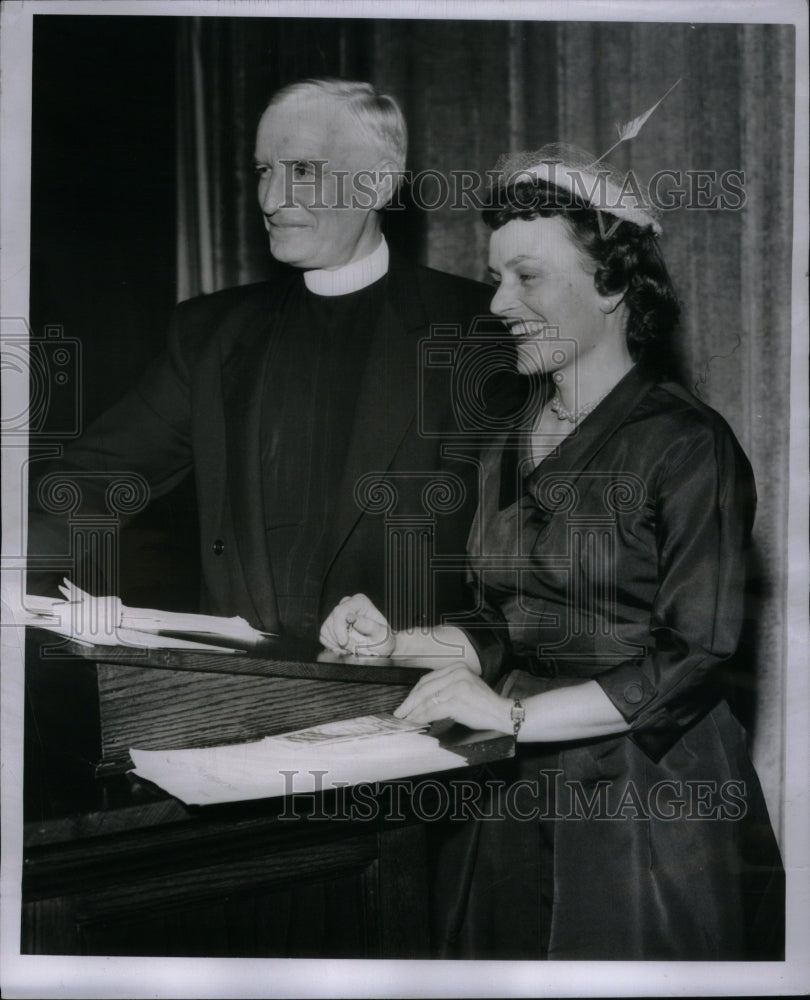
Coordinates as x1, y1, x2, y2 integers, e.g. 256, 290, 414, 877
319, 594, 396, 657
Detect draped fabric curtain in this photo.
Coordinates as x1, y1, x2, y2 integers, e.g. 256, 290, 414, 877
176, 17, 795, 837
549, 24, 795, 840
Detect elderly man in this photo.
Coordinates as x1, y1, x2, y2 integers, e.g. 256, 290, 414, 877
28, 78, 493, 640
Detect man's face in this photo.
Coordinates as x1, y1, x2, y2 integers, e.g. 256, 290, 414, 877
254, 94, 386, 270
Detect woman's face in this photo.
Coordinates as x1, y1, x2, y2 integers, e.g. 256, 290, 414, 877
488, 215, 612, 378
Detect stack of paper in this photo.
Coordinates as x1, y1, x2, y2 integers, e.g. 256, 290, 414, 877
129, 714, 466, 805
20, 580, 271, 651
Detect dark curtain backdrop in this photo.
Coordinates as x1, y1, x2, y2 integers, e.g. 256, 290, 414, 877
175, 17, 794, 836
29, 16, 203, 617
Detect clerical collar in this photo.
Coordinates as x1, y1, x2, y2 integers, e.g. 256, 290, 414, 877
303, 238, 389, 296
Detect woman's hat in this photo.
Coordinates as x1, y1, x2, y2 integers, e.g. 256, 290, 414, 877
492, 142, 663, 236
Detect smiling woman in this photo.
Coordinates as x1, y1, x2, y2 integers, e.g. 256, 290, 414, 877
320, 145, 785, 960
481, 148, 681, 462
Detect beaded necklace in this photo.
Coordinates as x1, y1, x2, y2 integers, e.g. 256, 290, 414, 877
548, 388, 611, 424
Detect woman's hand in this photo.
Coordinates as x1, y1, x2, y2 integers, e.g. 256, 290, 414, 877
319, 594, 396, 657
319, 597, 486, 674
394, 662, 512, 733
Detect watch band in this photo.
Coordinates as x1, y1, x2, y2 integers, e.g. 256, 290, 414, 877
510, 698, 525, 740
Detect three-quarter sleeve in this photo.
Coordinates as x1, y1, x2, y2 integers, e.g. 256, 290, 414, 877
594, 416, 756, 761
452, 567, 515, 686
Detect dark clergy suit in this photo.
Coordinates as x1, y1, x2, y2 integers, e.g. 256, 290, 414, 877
28, 253, 494, 637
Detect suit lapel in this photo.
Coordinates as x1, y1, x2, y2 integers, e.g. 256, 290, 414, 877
221, 272, 298, 624
193, 282, 278, 540
324, 257, 429, 572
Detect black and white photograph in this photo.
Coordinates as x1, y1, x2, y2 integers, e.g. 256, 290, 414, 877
1, 1, 808, 997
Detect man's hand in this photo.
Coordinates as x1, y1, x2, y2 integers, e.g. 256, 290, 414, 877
319, 593, 396, 657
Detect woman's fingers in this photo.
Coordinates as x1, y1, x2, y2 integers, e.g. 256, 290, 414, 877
394, 663, 510, 733
319, 594, 394, 655
318, 621, 341, 651
319, 603, 351, 650
346, 613, 389, 654
350, 596, 388, 629
320, 594, 365, 649
394, 662, 471, 717
348, 612, 382, 638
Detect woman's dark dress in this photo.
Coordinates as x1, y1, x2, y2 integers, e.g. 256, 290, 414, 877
435, 364, 784, 960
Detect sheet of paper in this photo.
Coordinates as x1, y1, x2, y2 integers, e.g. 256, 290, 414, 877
19, 584, 264, 651
129, 715, 466, 805
59, 579, 272, 641
21, 614, 237, 653
273, 713, 426, 745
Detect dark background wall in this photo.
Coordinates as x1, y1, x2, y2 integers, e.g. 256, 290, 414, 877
30, 15, 177, 421
29, 16, 197, 610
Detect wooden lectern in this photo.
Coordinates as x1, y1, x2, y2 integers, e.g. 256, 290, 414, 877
22, 630, 512, 958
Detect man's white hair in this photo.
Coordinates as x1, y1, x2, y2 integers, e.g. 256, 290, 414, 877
267, 77, 407, 173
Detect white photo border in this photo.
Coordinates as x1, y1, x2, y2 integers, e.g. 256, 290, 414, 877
1, 1, 808, 997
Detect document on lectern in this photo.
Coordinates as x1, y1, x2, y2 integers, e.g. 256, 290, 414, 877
129, 714, 467, 805
18, 580, 272, 651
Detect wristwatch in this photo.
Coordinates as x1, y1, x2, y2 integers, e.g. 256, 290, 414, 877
510, 698, 525, 740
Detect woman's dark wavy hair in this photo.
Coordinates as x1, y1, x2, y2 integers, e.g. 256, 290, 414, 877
483, 178, 682, 375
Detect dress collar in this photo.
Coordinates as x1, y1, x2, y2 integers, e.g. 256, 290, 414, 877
303, 237, 389, 296
522, 364, 658, 499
